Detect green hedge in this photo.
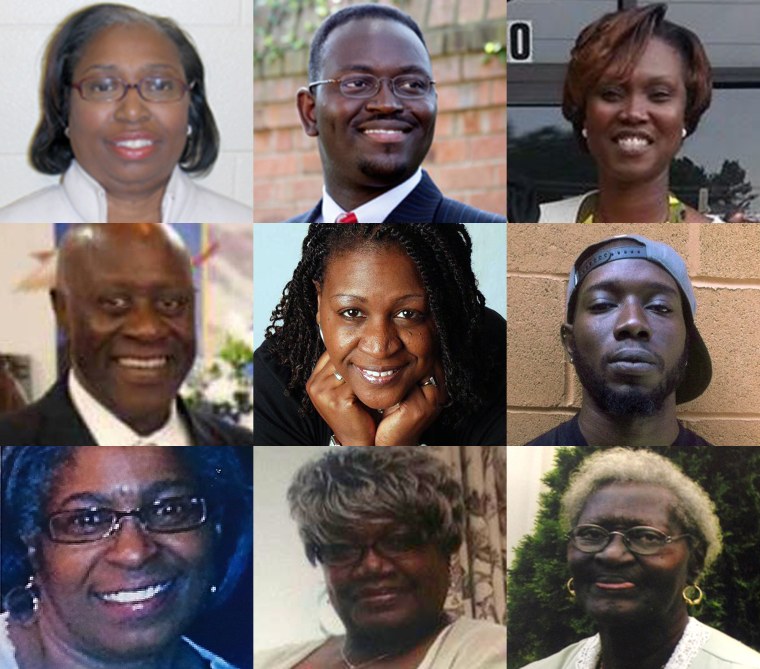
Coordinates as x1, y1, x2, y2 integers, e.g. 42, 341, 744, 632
507, 446, 760, 668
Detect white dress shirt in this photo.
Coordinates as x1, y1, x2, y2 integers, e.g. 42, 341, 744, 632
319, 168, 422, 223
0, 160, 252, 223
68, 370, 192, 446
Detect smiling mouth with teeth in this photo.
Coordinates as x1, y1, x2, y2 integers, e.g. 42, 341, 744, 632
363, 129, 405, 135
98, 580, 172, 604
356, 367, 403, 385
616, 136, 651, 151
118, 357, 168, 370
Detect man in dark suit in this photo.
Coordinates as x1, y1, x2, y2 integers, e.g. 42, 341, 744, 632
288, 4, 506, 224
0, 224, 252, 446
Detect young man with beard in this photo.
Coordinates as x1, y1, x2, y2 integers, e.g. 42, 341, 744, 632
287, 4, 506, 223
526, 234, 713, 446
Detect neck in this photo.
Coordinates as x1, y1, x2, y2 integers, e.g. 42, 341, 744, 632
106, 185, 166, 223
595, 174, 670, 223
578, 393, 679, 447
597, 610, 689, 669
343, 613, 448, 665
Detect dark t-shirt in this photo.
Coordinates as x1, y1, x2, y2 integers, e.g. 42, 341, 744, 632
525, 414, 714, 446
253, 308, 506, 446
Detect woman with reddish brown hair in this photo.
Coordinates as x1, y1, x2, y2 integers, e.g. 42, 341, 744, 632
539, 3, 719, 223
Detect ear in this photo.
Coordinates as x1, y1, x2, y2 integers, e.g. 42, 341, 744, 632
49, 289, 69, 337
296, 87, 319, 137
560, 323, 575, 359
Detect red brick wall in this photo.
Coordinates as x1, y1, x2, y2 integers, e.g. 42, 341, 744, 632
253, 0, 507, 222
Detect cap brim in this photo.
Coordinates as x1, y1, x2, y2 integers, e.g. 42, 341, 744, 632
676, 323, 712, 404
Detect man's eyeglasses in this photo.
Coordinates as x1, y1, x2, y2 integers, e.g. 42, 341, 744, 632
567, 524, 691, 556
47, 495, 207, 544
315, 532, 426, 567
71, 76, 194, 103
308, 74, 436, 100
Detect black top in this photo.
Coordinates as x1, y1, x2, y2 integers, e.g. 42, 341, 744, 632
254, 308, 506, 445
524, 414, 714, 446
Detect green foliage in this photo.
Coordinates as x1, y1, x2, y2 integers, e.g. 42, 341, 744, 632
507, 446, 760, 668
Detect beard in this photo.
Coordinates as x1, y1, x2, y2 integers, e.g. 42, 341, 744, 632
358, 154, 410, 183
573, 345, 689, 417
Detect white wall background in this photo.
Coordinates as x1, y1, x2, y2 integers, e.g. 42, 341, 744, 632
506, 446, 559, 569
0, 224, 57, 398
253, 223, 507, 349
0, 0, 252, 210
253, 445, 346, 653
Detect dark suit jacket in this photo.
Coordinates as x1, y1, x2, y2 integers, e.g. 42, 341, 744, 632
287, 171, 506, 223
0, 378, 253, 446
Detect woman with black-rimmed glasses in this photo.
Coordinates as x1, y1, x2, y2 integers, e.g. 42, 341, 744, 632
0, 446, 252, 669
521, 448, 760, 669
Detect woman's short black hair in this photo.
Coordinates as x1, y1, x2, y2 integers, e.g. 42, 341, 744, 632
265, 223, 493, 425
1, 446, 251, 608
30, 3, 219, 176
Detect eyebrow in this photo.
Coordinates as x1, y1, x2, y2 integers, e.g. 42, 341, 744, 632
330, 293, 427, 303
55, 479, 196, 509
582, 279, 679, 298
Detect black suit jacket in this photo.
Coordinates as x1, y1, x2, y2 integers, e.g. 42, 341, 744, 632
287, 171, 506, 223
0, 378, 253, 446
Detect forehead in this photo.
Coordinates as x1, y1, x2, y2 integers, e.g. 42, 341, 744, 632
578, 482, 679, 531
321, 17, 430, 75
74, 22, 182, 73
48, 448, 194, 505
322, 244, 424, 295
603, 36, 686, 84
578, 257, 680, 298
327, 518, 412, 543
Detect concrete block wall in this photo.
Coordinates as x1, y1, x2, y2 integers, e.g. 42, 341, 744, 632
507, 224, 760, 446
253, 0, 506, 222
0, 0, 253, 210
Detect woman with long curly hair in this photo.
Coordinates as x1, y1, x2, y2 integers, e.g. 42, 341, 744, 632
253, 224, 505, 446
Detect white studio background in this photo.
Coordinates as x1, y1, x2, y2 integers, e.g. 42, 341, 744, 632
253, 223, 508, 349
253, 445, 346, 653
0, 0, 252, 210
506, 446, 560, 569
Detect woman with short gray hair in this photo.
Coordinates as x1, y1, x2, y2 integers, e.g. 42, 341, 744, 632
256, 447, 506, 669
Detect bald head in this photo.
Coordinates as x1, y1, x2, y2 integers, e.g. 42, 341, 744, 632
52, 223, 196, 436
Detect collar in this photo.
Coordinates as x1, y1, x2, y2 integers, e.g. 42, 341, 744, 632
320, 168, 422, 223
62, 160, 190, 223
579, 191, 686, 224
68, 370, 192, 446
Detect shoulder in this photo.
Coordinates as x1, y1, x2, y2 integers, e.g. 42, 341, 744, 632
185, 406, 254, 446
423, 618, 505, 669
0, 182, 77, 223
696, 620, 760, 667
0, 384, 62, 445
523, 415, 583, 446
0, 614, 19, 668
437, 196, 506, 223
676, 424, 714, 446
519, 638, 592, 669
538, 192, 597, 223
182, 179, 253, 223
254, 639, 326, 669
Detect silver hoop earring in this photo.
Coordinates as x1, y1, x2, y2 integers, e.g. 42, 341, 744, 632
3, 575, 40, 625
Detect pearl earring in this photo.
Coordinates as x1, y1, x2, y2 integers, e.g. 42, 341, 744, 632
187, 124, 192, 137
64, 127, 70, 138
581, 128, 588, 139
681, 128, 687, 138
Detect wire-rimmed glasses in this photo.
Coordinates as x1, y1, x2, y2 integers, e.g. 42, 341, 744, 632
47, 495, 207, 544
568, 524, 692, 556
308, 74, 436, 100
71, 75, 195, 103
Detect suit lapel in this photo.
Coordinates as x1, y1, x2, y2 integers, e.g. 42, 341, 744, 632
384, 171, 442, 222
38, 379, 98, 445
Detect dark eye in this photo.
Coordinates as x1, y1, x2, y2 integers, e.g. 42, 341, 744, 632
342, 76, 374, 91
395, 309, 421, 320
650, 89, 672, 102
629, 528, 665, 545
588, 301, 614, 313
381, 533, 421, 553
99, 295, 130, 312
63, 509, 113, 535
649, 303, 672, 314
599, 87, 623, 102
575, 526, 607, 541
339, 308, 363, 319
395, 76, 428, 94
156, 295, 188, 315
87, 77, 120, 94
145, 77, 176, 92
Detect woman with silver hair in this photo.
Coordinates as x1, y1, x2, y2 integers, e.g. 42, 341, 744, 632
255, 447, 506, 669
522, 448, 760, 668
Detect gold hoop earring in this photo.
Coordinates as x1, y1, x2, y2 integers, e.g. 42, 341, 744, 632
566, 577, 576, 598
682, 584, 704, 606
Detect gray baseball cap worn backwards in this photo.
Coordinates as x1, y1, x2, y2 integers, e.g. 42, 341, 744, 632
566, 234, 711, 404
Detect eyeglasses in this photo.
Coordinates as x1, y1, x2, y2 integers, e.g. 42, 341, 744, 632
568, 524, 691, 556
315, 532, 426, 567
71, 75, 194, 103
47, 495, 207, 544
308, 74, 436, 99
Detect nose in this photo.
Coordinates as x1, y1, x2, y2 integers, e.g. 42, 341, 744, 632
595, 533, 634, 562
355, 545, 393, 574
613, 299, 651, 341
105, 517, 159, 567
124, 302, 169, 340
365, 78, 403, 112
358, 317, 403, 358
114, 85, 151, 123
618, 91, 648, 123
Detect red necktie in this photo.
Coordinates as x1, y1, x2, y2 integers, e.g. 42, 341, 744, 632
335, 212, 358, 223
